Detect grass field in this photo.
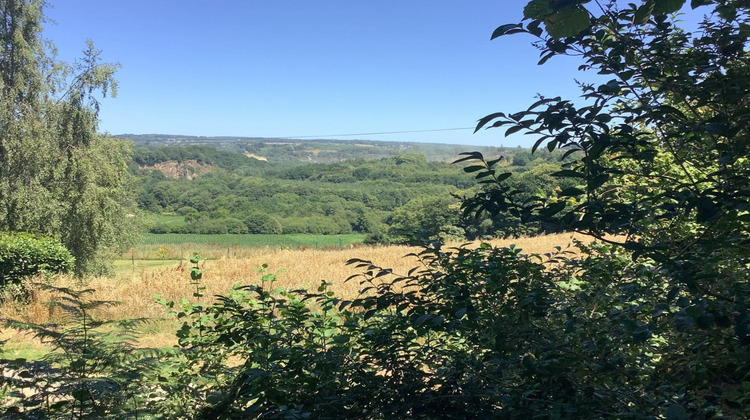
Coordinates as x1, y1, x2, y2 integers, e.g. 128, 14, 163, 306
139, 232, 367, 247
2, 232, 587, 353
150, 213, 186, 225
130, 233, 368, 259
112, 259, 179, 276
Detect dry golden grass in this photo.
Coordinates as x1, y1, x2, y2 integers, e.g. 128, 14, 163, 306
0, 233, 587, 350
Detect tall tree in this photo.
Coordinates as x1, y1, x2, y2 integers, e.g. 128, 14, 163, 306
0, 0, 137, 274
461, 0, 749, 413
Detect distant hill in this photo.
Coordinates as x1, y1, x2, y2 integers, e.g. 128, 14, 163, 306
114, 134, 507, 163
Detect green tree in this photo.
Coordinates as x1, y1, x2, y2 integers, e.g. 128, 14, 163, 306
461, 0, 750, 414
0, 0, 137, 274
244, 212, 283, 234
387, 195, 464, 243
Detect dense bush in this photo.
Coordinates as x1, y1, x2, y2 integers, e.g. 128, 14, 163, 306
0, 232, 74, 286
244, 212, 283, 234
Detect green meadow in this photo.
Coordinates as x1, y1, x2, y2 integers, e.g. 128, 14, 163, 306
126, 233, 368, 260
138, 232, 366, 248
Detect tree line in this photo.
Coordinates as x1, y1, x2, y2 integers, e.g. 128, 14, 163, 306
131, 146, 570, 242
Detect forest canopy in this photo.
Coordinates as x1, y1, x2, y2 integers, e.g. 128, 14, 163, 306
130, 145, 568, 241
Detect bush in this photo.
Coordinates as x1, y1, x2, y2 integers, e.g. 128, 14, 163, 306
0, 232, 74, 286
223, 217, 249, 234
244, 212, 283, 234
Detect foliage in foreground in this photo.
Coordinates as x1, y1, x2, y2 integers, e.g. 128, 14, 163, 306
3, 238, 747, 418
2, 286, 159, 418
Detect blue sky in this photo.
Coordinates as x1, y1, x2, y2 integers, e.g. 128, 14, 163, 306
42, 1, 693, 146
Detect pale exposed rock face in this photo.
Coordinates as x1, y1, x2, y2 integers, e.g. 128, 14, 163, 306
243, 153, 268, 161
142, 160, 213, 179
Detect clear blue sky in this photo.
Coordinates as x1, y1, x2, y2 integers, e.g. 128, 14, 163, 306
42, 1, 696, 146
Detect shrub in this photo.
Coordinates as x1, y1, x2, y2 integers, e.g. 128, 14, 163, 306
244, 212, 283, 234
223, 217, 249, 234
0, 232, 74, 287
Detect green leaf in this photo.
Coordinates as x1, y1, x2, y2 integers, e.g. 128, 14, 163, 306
527, 19, 544, 36
532, 137, 546, 154
497, 172, 512, 182
524, 0, 553, 19
690, 0, 711, 8
634, 1, 655, 24
589, 174, 609, 190
414, 313, 432, 326
491, 24, 524, 39
696, 196, 720, 222
72, 389, 92, 401
653, 0, 686, 14
463, 165, 486, 173
475, 113, 506, 132
454, 151, 485, 163
665, 403, 688, 420
716, 5, 738, 21
559, 187, 584, 197
505, 125, 524, 136
538, 51, 557, 65
552, 169, 585, 178
486, 157, 503, 167
542, 201, 566, 216
545, 8, 590, 38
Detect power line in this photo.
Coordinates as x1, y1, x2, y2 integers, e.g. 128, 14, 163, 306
282, 127, 475, 139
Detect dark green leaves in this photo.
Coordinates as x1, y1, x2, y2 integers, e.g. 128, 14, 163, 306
491, 23, 525, 39
544, 7, 591, 38
653, 0, 687, 14
690, 0, 712, 8
475, 113, 506, 133
524, 0, 553, 19
552, 169, 585, 178
635, 0, 687, 22
559, 187, 585, 197
635, 2, 656, 24
520, 1, 593, 38
665, 403, 689, 420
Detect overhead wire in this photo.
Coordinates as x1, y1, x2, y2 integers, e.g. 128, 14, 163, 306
281, 127, 475, 139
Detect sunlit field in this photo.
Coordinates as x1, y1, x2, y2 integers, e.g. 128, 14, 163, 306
1, 233, 588, 352
133, 233, 368, 260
